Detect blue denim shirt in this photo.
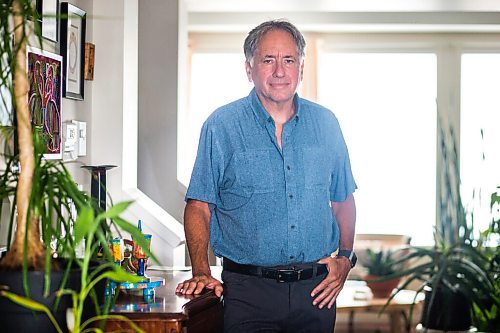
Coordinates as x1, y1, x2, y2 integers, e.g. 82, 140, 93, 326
186, 89, 357, 266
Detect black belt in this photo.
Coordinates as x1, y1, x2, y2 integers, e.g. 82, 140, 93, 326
223, 258, 328, 283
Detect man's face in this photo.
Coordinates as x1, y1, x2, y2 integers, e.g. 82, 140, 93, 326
246, 29, 304, 107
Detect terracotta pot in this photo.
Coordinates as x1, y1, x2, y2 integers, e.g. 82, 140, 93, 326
364, 275, 400, 298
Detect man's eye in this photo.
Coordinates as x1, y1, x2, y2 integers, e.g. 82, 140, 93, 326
284, 59, 295, 64
263, 59, 273, 64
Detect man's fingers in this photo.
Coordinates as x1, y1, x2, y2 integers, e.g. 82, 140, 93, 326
327, 296, 337, 309
311, 279, 329, 297
206, 281, 224, 298
313, 283, 334, 307
194, 281, 206, 294
311, 274, 343, 308
180, 278, 202, 294
315, 285, 341, 309
175, 275, 223, 297
185, 280, 199, 294
214, 284, 224, 297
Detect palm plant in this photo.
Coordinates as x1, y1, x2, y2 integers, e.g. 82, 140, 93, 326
1, 203, 147, 333
363, 248, 399, 276
0, 1, 156, 331
387, 123, 499, 331
0, 0, 44, 272
361, 248, 402, 298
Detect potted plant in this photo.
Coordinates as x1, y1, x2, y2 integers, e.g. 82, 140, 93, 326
469, 188, 500, 332
387, 124, 499, 331
0, 203, 147, 333
362, 248, 401, 298
0, 1, 155, 331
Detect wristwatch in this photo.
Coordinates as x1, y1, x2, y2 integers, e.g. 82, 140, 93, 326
336, 249, 357, 268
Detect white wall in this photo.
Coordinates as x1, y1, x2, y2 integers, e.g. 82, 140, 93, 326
137, 0, 186, 224
89, 0, 185, 266
0, 0, 186, 265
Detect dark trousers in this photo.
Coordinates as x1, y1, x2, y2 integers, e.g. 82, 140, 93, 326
222, 270, 336, 333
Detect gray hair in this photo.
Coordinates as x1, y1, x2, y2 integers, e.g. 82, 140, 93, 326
243, 19, 306, 63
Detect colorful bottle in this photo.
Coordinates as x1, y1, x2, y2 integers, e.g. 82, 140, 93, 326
137, 258, 145, 276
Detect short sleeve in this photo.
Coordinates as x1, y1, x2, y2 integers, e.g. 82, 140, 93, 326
329, 126, 357, 202
185, 120, 223, 205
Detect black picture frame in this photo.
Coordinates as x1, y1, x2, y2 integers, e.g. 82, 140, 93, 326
60, 2, 86, 100
36, 0, 59, 42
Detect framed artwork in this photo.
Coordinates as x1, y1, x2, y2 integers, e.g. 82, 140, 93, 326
36, 0, 59, 42
60, 2, 86, 100
27, 47, 63, 159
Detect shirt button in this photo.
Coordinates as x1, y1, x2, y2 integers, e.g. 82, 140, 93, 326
290, 255, 295, 259
291, 225, 296, 229
286, 165, 291, 170
288, 194, 293, 199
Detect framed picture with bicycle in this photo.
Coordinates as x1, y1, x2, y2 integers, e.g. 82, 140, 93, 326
60, 2, 86, 100
27, 47, 63, 160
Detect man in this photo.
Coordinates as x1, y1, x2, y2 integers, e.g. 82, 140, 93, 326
176, 20, 357, 332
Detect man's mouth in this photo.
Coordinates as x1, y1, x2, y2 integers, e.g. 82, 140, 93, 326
269, 82, 289, 88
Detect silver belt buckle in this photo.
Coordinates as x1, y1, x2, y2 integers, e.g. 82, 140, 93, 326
276, 268, 303, 282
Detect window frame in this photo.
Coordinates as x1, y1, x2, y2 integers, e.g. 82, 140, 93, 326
183, 32, 500, 245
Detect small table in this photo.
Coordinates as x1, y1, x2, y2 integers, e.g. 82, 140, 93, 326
104, 267, 223, 333
415, 324, 478, 332
337, 281, 424, 333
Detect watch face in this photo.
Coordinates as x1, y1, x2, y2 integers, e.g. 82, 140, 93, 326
350, 252, 357, 268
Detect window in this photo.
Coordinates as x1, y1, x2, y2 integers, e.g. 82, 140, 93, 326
461, 53, 500, 235
178, 52, 251, 187
317, 53, 437, 245
181, 33, 500, 247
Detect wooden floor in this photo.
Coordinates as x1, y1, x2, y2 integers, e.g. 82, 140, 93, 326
334, 305, 422, 333
335, 322, 392, 333
335, 317, 420, 333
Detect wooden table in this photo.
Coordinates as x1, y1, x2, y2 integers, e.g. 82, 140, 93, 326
104, 269, 422, 333
337, 281, 424, 333
104, 267, 223, 333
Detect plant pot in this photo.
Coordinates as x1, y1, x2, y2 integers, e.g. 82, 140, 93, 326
364, 275, 400, 298
420, 285, 471, 331
0, 260, 106, 333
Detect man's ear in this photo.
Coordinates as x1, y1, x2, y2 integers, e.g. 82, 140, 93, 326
245, 61, 253, 82
300, 61, 304, 81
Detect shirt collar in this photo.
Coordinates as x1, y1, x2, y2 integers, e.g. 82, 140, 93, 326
248, 88, 301, 128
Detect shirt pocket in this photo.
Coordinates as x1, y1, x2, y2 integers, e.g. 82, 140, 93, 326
303, 147, 330, 189
235, 149, 276, 193
219, 149, 275, 211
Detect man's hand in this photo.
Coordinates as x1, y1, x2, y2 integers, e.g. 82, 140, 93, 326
179, 200, 223, 297
175, 273, 223, 298
310, 256, 351, 309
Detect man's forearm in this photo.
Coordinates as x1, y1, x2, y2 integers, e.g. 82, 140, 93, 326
184, 199, 212, 276
332, 193, 356, 250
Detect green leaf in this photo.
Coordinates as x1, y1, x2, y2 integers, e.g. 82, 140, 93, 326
74, 207, 96, 244
96, 201, 133, 222
113, 216, 159, 263
82, 266, 143, 300
103, 268, 144, 283
81, 314, 146, 333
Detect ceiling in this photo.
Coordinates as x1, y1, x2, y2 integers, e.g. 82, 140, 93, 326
185, 0, 500, 33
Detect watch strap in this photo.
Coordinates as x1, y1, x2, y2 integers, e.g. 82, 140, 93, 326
336, 249, 357, 268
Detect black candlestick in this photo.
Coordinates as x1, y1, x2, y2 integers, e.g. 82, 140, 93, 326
81, 165, 117, 257
81, 165, 117, 211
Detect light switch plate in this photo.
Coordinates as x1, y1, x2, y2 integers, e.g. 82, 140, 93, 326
72, 120, 87, 156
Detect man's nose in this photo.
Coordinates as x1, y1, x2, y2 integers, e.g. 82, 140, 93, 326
273, 61, 285, 78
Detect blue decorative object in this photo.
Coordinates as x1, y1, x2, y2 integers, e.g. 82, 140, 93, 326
107, 276, 165, 301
